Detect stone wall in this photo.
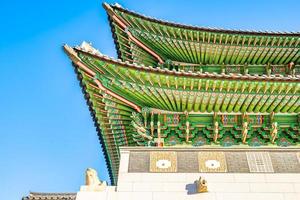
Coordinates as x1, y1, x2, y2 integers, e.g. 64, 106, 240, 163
76, 147, 300, 200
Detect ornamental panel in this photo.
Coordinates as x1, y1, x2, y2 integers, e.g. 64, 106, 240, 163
198, 152, 227, 172
246, 152, 274, 172
149, 151, 177, 172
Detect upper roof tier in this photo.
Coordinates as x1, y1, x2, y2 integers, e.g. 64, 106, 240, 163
103, 3, 300, 72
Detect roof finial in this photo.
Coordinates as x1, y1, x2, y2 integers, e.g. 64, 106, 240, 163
114, 3, 122, 8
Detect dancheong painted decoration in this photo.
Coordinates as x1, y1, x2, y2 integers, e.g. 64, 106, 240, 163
64, 3, 300, 184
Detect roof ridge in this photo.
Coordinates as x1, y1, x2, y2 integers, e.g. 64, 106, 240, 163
103, 2, 300, 37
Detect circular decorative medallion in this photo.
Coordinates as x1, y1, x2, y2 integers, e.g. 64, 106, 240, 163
205, 160, 220, 169
156, 159, 172, 169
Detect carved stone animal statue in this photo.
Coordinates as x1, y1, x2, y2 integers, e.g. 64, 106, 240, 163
85, 168, 104, 186
196, 176, 208, 193
80, 168, 107, 192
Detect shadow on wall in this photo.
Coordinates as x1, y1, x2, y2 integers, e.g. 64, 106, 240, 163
186, 182, 197, 195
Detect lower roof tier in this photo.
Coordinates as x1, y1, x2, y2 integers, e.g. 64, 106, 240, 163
66, 43, 300, 114
64, 43, 300, 184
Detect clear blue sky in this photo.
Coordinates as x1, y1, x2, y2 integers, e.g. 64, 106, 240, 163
0, 0, 299, 199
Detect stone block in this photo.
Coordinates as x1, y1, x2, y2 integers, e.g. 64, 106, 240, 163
177, 152, 198, 172
131, 192, 153, 200
234, 173, 266, 183
116, 182, 133, 192
270, 152, 300, 173
118, 173, 142, 183
128, 152, 149, 173
119, 151, 130, 173
186, 173, 235, 183
283, 193, 300, 200
152, 192, 187, 200
132, 182, 164, 192
226, 152, 249, 173
163, 182, 187, 192
265, 174, 300, 183
76, 190, 108, 200
209, 183, 250, 193
249, 183, 295, 193
294, 183, 300, 191
216, 192, 284, 200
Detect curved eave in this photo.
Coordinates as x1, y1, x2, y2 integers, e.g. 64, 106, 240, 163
107, 13, 123, 61
63, 45, 116, 185
74, 66, 116, 185
74, 46, 300, 83
103, 3, 300, 37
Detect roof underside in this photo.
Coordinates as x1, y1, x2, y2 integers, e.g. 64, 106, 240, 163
64, 43, 300, 182
104, 3, 300, 69
76, 47, 300, 113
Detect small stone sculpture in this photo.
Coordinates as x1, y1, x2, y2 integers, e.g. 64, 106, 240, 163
80, 168, 107, 192
196, 176, 208, 193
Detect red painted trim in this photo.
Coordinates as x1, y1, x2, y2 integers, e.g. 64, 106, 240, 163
110, 11, 164, 64
93, 79, 141, 112
74, 61, 141, 113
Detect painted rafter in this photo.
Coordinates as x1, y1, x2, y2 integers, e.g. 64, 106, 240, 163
69, 46, 300, 115
77, 49, 300, 97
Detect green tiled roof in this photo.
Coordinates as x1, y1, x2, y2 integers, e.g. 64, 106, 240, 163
104, 3, 300, 70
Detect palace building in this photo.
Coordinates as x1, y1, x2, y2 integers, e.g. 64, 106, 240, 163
24, 2, 300, 200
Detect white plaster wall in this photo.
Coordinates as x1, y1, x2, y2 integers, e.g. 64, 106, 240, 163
76, 149, 300, 200
76, 173, 300, 200
115, 173, 300, 200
